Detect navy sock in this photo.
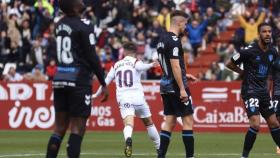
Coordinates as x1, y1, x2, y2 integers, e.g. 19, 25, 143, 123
67, 134, 83, 158
158, 130, 171, 158
182, 130, 194, 158
242, 127, 258, 157
270, 127, 280, 147
46, 134, 63, 158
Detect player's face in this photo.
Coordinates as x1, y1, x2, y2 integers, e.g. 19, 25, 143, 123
259, 25, 272, 45
178, 17, 188, 34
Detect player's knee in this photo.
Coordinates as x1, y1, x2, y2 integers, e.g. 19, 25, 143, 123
142, 117, 153, 126
250, 124, 260, 131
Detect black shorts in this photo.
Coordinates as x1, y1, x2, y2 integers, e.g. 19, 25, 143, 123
53, 86, 92, 118
272, 95, 280, 117
161, 88, 194, 117
242, 93, 274, 119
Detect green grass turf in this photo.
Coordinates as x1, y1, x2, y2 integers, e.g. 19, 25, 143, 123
0, 131, 279, 158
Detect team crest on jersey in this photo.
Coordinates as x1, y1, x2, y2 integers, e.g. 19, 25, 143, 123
269, 55, 273, 62
89, 33, 96, 45
173, 47, 179, 56
232, 53, 240, 61
172, 36, 178, 41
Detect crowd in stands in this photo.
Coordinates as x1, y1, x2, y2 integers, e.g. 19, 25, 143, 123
0, 0, 279, 82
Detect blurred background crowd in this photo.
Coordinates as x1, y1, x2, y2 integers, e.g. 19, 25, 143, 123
0, 0, 280, 82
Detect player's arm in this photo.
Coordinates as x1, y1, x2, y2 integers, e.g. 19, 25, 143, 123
168, 41, 188, 102
226, 49, 250, 75
135, 60, 159, 71
81, 24, 106, 87
92, 66, 115, 101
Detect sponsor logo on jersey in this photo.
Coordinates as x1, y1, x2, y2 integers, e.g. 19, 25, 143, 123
85, 95, 91, 106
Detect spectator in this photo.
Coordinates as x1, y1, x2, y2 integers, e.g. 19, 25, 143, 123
0, 31, 11, 63
46, 59, 56, 80
185, 18, 208, 57
238, 10, 265, 44
24, 64, 47, 81
156, 5, 171, 31
3, 66, 23, 81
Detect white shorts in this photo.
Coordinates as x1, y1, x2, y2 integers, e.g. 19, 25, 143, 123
117, 95, 151, 119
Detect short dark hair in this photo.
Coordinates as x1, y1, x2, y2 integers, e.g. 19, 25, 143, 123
59, 0, 78, 14
171, 10, 189, 19
257, 22, 271, 33
123, 42, 137, 52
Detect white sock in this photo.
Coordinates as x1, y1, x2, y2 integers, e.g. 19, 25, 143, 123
146, 124, 160, 149
123, 125, 133, 141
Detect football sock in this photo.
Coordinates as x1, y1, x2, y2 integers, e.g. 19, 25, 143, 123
46, 134, 63, 158
146, 124, 160, 149
123, 125, 133, 141
158, 130, 171, 158
242, 127, 258, 157
182, 130, 194, 158
270, 127, 280, 147
67, 133, 83, 158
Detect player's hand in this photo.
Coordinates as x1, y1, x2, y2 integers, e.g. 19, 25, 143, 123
152, 61, 159, 67
186, 74, 198, 84
100, 86, 109, 102
180, 89, 188, 103
92, 93, 97, 99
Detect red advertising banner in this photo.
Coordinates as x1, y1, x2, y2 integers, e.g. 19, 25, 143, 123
0, 81, 270, 132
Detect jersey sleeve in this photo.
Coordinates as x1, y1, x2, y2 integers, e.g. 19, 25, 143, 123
167, 38, 180, 60
231, 49, 251, 65
135, 60, 154, 71
80, 24, 106, 86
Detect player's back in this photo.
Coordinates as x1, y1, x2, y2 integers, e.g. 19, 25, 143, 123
53, 16, 98, 87
112, 56, 143, 97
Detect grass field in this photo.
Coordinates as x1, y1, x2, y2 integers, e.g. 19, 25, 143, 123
0, 131, 279, 158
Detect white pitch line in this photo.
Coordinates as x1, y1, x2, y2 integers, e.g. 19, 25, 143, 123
0, 152, 278, 157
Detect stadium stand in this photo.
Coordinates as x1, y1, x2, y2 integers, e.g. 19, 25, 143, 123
0, 0, 279, 81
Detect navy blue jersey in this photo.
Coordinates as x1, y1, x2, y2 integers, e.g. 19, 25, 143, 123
157, 32, 187, 93
231, 41, 278, 95
272, 53, 280, 96
53, 16, 105, 87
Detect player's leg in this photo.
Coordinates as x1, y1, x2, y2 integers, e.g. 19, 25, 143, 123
46, 88, 69, 158
179, 90, 194, 158
266, 114, 280, 146
123, 115, 134, 157
67, 86, 92, 158
46, 112, 69, 158
181, 115, 194, 158
67, 117, 87, 158
158, 94, 177, 158
136, 100, 160, 150
141, 117, 160, 150
242, 115, 260, 158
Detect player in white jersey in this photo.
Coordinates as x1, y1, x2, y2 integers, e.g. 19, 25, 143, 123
93, 42, 160, 157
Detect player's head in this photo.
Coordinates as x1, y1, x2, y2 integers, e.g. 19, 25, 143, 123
123, 42, 137, 57
170, 10, 189, 34
59, 0, 85, 16
258, 22, 272, 45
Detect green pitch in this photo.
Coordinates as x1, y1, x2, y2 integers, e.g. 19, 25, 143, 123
0, 131, 279, 158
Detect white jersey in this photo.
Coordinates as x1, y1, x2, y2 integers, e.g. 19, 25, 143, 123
106, 56, 153, 99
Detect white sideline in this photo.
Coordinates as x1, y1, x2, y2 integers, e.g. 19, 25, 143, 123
0, 153, 277, 157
